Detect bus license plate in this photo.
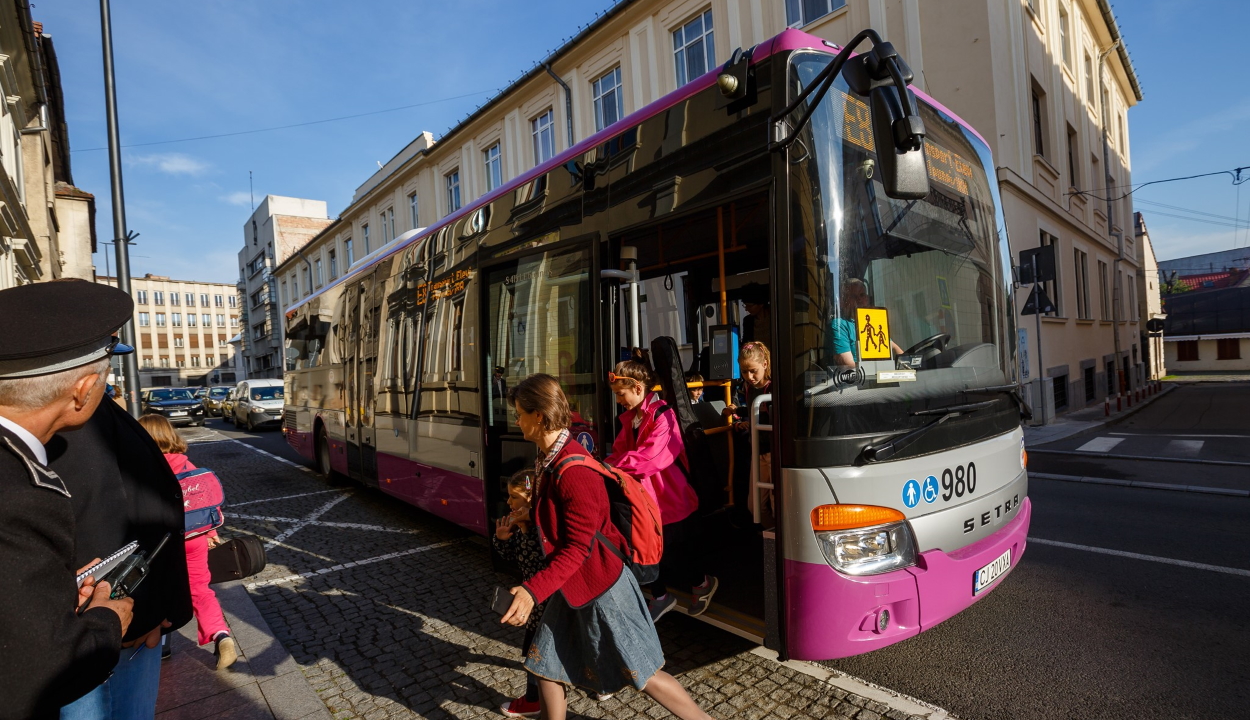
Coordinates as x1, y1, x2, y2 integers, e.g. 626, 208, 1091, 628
170, 411, 187, 417
973, 549, 1011, 595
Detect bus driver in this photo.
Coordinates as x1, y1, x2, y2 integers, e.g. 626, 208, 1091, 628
831, 278, 903, 366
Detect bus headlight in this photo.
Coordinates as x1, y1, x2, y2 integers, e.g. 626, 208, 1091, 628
810, 505, 916, 576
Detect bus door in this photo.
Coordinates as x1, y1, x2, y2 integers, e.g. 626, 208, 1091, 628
481, 242, 605, 521
345, 270, 380, 484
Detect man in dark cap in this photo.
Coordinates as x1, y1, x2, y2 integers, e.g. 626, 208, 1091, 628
0, 281, 140, 718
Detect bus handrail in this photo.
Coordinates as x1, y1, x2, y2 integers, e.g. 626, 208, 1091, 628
750, 393, 773, 525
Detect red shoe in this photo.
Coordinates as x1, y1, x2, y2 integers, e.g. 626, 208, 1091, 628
500, 696, 540, 717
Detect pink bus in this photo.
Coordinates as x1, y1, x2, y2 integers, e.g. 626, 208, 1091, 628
282, 28, 1031, 661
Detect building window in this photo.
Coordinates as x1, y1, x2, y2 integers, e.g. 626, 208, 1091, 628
185, 293, 194, 306
328, 249, 337, 279
1031, 87, 1046, 158
673, 9, 715, 87
200, 293, 209, 306
1039, 231, 1061, 316
303, 267, 312, 297
170, 293, 179, 306
160, 357, 169, 368
1217, 339, 1241, 360
1097, 261, 1110, 320
445, 170, 462, 213
1084, 52, 1095, 103
214, 294, 224, 307
483, 143, 503, 191
344, 238, 354, 267
531, 110, 555, 166
228, 296, 237, 308
142, 357, 153, 368
785, 0, 846, 27
176, 358, 186, 368
1058, 5, 1071, 67
409, 192, 419, 228
1052, 373, 1068, 412
280, 281, 287, 307
154, 291, 164, 305
156, 313, 166, 327
1127, 278, 1138, 321
172, 313, 182, 327
1176, 341, 1199, 362
207, 355, 215, 365
139, 312, 150, 327
230, 317, 239, 328
362, 223, 370, 254
1073, 248, 1090, 319
1084, 365, 1096, 402
1066, 125, 1078, 189
592, 67, 624, 132
1118, 115, 1126, 152
202, 313, 211, 327
292, 276, 299, 299
191, 356, 201, 367
315, 258, 323, 287
451, 299, 465, 371
380, 207, 395, 244
216, 314, 225, 327
136, 290, 148, 304
174, 336, 184, 348
187, 314, 197, 327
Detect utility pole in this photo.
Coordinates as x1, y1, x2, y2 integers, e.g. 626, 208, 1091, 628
100, 0, 141, 417
1098, 41, 1123, 406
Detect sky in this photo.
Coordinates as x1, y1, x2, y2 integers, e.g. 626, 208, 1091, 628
33, 0, 1250, 284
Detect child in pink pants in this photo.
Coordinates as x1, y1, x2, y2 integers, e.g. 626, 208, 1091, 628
137, 414, 238, 670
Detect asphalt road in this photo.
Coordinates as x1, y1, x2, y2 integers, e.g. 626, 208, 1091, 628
188, 385, 1250, 720
823, 382, 1250, 720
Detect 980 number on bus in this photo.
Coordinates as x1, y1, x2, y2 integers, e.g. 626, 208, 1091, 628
941, 462, 976, 501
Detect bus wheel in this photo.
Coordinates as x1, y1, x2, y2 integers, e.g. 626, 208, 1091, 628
316, 426, 333, 479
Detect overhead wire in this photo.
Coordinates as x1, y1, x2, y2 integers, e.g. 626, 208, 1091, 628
1069, 165, 1250, 202
69, 88, 498, 153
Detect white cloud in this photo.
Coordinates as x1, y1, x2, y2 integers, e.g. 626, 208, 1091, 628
221, 191, 253, 207
129, 152, 210, 176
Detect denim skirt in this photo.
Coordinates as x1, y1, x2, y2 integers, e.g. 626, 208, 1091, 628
523, 567, 665, 695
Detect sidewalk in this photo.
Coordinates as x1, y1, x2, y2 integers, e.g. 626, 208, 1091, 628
1162, 371, 1250, 383
1022, 383, 1175, 447
156, 580, 329, 720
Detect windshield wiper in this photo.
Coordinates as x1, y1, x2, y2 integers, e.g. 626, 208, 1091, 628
962, 384, 1033, 421
861, 400, 996, 463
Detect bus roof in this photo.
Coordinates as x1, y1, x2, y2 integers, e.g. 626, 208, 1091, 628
287, 29, 989, 318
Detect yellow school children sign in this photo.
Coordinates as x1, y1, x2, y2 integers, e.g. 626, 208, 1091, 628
856, 307, 892, 360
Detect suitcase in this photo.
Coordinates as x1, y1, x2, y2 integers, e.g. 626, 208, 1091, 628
208, 536, 267, 584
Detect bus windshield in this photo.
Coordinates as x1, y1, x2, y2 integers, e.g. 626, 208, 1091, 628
789, 52, 1015, 440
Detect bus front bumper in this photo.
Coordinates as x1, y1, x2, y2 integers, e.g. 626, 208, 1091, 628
784, 497, 1031, 661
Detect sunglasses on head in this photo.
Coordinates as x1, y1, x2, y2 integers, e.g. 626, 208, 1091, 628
607, 372, 642, 385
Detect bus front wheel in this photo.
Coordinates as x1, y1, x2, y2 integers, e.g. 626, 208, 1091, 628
316, 425, 333, 479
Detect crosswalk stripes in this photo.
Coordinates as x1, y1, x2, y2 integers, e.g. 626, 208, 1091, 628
1165, 439, 1204, 457
1076, 436, 1125, 453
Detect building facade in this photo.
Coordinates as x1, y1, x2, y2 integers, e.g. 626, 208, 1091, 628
237, 196, 333, 379
1158, 247, 1250, 374
96, 273, 242, 388
0, 8, 97, 289
1134, 212, 1165, 381
273, 0, 1142, 421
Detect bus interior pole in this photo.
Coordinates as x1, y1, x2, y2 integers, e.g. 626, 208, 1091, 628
716, 206, 730, 404
1033, 256, 1044, 424
100, 0, 141, 417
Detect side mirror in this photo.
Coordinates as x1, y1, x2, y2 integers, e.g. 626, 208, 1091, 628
869, 85, 930, 199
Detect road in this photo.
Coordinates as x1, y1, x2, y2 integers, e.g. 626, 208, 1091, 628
823, 381, 1250, 720
188, 382, 1250, 719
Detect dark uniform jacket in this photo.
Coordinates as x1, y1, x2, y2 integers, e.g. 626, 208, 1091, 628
0, 424, 122, 719
47, 400, 192, 645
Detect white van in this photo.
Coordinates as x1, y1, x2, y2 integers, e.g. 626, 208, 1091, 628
231, 378, 285, 432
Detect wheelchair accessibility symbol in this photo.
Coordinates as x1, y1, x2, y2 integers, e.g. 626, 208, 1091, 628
902, 479, 921, 508
922, 475, 940, 504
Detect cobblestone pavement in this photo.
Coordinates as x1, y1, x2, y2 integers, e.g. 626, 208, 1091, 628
187, 436, 947, 720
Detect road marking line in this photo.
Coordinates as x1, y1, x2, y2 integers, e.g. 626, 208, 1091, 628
1029, 472, 1250, 497
266, 493, 351, 549
1076, 436, 1124, 453
1110, 432, 1250, 439
245, 539, 463, 589
225, 438, 319, 475
1029, 538, 1250, 577
228, 513, 424, 535
230, 514, 300, 523
751, 647, 955, 720
1028, 448, 1250, 467
1165, 439, 1204, 457
228, 489, 346, 507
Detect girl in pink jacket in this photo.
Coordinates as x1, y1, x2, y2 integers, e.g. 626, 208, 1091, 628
606, 359, 718, 623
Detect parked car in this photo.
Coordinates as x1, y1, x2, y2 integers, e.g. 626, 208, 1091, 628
141, 387, 206, 427
221, 388, 238, 424
201, 385, 232, 417
232, 378, 285, 432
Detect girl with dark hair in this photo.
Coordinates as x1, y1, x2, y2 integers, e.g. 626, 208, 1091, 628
500, 374, 716, 720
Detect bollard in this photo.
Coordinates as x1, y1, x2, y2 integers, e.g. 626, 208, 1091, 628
1117, 394, 1122, 412
1104, 398, 1110, 417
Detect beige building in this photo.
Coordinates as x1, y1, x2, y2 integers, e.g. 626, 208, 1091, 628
0, 10, 97, 289
237, 196, 333, 379
97, 273, 242, 388
274, 0, 1142, 421
1134, 212, 1165, 381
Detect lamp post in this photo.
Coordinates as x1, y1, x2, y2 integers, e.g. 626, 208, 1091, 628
99, 0, 141, 416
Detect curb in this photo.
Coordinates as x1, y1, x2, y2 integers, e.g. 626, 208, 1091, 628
1027, 448, 1250, 468
1023, 384, 1177, 448
1029, 472, 1250, 497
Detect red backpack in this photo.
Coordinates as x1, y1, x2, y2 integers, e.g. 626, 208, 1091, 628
178, 467, 226, 539
552, 454, 664, 585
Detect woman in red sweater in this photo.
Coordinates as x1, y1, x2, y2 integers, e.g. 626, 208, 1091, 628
500, 374, 715, 720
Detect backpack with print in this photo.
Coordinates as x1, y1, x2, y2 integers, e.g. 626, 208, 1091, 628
552, 453, 664, 585
178, 467, 226, 538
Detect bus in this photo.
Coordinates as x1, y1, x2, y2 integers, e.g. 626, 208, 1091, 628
282, 27, 1031, 661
